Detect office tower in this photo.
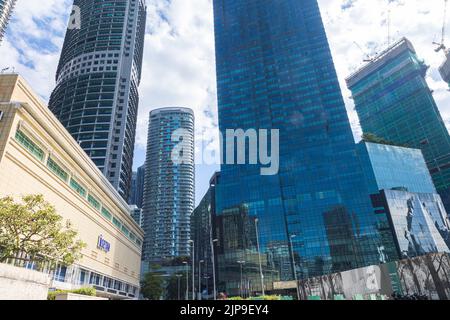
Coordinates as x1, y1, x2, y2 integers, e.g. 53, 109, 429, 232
346, 38, 450, 213
129, 164, 145, 208
357, 141, 450, 258
0, 0, 16, 43
49, 0, 147, 201
129, 205, 143, 227
213, 0, 397, 295
130, 171, 138, 204
191, 172, 219, 297
141, 107, 195, 265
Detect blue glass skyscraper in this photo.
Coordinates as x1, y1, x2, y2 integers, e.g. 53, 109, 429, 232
213, 0, 397, 295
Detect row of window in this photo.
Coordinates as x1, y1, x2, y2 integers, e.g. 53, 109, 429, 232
14, 129, 142, 248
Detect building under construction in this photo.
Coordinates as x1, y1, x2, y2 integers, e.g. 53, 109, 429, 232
439, 52, 450, 85
346, 37, 450, 214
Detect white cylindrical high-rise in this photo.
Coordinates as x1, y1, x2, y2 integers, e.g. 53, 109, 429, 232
142, 107, 195, 265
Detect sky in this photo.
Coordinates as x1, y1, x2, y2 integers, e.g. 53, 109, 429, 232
1, 0, 449, 204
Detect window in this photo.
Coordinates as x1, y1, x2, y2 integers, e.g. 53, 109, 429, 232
88, 194, 101, 211
121, 225, 130, 237
112, 216, 122, 229
0, 110, 3, 121
70, 178, 87, 198
15, 130, 45, 161
101, 207, 112, 220
47, 157, 69, 182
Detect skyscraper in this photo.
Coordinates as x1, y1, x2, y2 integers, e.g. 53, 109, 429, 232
49, 0, 147, 200
129, 164, 145, 208
191, 172, 219, 297
0, 0, 16, 43
346, 38, 450, 213
213, 0, 396, 295
141, 107, 195, 265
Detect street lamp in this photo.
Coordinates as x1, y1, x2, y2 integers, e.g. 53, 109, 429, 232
198, 260, 204, 300
211, 238, 219, 300
175, 274, 182, 301
189, 240, 195, 300
237, 261, 246, 298
255, 218, 265, 296
182, 261, 189, 300
289, 234, 301, 301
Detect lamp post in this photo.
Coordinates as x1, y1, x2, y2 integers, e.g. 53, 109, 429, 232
198, 260, 204, 300
237, 261, 246, 298
211, 238, 218, 300
289, 234, 300, 301
175, 274, 182, 301
182, 262, 189, 300
204, 275, 211, 298
189, 240, 195, 300
255, 218, 265, 296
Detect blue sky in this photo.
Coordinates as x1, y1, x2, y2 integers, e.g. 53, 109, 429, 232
1, 0, 450, 204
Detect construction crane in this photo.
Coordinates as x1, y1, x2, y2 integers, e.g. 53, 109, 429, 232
434, 0, 450, 86
433, 0, 449, 53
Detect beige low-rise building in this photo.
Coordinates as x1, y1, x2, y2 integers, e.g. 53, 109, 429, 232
0, 74, 144, 299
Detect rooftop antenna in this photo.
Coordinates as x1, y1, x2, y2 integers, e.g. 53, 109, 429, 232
433, 0, 449, 53
353, 42, 375, 63
387, 7, 391, 46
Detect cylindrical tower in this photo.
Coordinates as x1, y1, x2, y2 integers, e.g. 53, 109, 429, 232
49, 0, 147, 200
142, 107, 195, 264
0, 0, 17, 43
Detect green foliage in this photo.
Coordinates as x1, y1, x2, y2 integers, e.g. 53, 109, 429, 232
0, 195, 86, 266
47, 287, 96, 300
166, 274, 187, 300
141, 271, 165, 300
362, 133, 408, 148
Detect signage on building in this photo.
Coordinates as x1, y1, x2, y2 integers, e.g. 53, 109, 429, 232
273, 281, 297, 290
97, 235, 111, 253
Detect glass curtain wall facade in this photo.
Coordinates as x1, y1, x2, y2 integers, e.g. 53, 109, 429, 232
129, 164, 145, 208
49, 0, 147, 201
141, 107, 195, 264
346, 38, 450, 214
357, 142, 450, 259
0, 0, 16, 43
213, 0, 397, 295
191, 172, 219, 297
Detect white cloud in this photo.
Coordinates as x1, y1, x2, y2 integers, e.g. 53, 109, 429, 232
320, 0, 450, 137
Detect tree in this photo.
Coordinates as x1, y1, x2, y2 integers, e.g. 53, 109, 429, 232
166, 274, 187, 300
362, 133, 408, 148
0, 195, 86, 267
141, 268, 165, 300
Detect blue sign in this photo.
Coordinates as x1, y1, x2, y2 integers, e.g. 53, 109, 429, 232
97, 235, 111, 253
